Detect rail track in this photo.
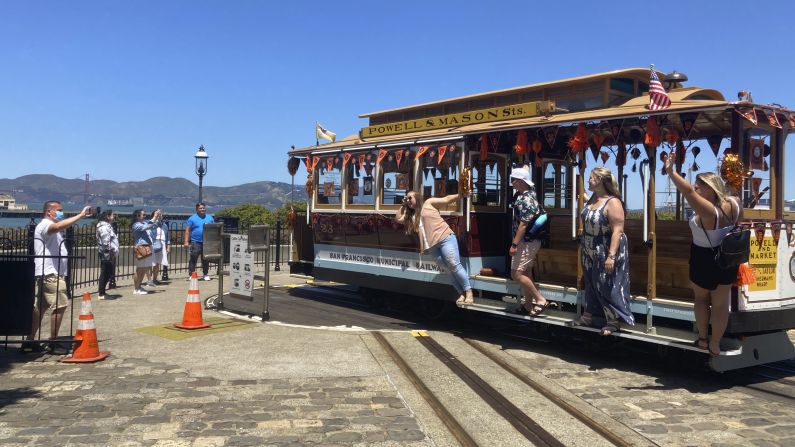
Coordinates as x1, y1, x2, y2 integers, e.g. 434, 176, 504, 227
276, 283, 795, 444
372, 330, 656, 447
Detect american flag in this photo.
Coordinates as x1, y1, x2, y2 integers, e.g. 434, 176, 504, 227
648, 69, 671, 110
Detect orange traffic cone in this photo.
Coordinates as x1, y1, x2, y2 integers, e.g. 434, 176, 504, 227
63, 292, 110, 363
175, 272, 211, 329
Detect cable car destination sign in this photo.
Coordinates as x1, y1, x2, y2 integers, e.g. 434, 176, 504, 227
360, 100, 555, 138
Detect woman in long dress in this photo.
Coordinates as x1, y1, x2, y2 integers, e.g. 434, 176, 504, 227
570, 167, 634, 335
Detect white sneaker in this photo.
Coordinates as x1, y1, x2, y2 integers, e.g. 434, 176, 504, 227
202, 275, 211, 281
134, 288, 149, 295
98, 295, 106, 300
146, 281, 156, 287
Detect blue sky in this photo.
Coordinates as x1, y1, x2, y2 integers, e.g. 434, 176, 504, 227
2, 0, 794, 194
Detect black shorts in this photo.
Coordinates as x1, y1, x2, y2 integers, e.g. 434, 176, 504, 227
689, 244, 739, 290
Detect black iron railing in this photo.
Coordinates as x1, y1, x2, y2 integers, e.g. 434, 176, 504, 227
0, 220, 289, 291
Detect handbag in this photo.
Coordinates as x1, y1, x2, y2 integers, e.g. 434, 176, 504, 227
134, 244, 153, 260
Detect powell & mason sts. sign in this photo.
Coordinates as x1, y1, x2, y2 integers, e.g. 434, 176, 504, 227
360, 100, 555, 139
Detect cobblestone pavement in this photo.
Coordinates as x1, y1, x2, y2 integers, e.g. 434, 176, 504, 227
504, 342, 795, 447
0, 354, 431, 447
3, 272, 794, 447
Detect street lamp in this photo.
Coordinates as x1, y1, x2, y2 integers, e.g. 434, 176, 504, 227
194, 145, 209, 203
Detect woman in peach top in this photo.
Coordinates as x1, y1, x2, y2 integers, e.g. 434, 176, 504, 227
396, 191, 473, 305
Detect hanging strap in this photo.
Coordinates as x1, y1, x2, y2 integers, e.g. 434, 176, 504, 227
719, 197, 740, 226
702, 198, 740, 251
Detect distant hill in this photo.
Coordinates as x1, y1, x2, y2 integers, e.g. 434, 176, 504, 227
0, 175, 306, 209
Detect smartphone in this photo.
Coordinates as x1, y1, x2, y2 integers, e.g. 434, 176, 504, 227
88, 206, 100, 215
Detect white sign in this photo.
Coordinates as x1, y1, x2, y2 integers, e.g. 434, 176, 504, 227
230, 234, 254, 297
316, 248, 447, 273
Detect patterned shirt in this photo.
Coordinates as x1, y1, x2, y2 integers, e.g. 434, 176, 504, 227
96, 221, 119, 257
513, 190, 541, 240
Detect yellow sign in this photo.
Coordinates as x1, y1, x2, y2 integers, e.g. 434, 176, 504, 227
749, 237, 777, 292
360, 100, 555, 139
749, 237, 777, 264
749, 265, 777, 291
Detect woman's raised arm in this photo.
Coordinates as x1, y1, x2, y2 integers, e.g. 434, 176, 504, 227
664, 156, 715, 220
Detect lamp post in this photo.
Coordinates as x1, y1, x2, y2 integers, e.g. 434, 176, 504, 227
194, 145, 209, 203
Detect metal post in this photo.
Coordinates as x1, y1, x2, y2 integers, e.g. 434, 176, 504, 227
195, 145, 208, 204
216, 233, 224, 310
274, 221, 281, 271
65, 227, 74, 299
27, 219, 35, 256
109, 221, 118, 288
263, 226, 270, 321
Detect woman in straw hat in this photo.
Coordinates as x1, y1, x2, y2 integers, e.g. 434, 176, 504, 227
664, 156, 741, 356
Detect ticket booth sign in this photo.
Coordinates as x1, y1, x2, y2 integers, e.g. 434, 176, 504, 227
230, 235, 254, 297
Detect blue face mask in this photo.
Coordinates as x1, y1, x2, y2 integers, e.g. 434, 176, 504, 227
54, 211, 64, 221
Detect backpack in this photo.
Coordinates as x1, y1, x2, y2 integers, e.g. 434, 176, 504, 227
524, 213, 550, 241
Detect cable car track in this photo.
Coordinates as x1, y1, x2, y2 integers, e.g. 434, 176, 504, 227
372, 331, 656, 447
286, 283, 795, 412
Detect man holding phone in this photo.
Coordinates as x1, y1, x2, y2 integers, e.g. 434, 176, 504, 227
23, 201, 92, 354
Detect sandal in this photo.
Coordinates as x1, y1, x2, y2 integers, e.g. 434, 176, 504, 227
528, 301, 549, 317
455, 294, 474, 306
512, 305, 530, 315
600, 322, 620, 336
567, 313, 593, 328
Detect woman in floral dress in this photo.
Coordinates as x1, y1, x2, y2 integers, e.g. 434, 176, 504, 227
571, 167, 634, 335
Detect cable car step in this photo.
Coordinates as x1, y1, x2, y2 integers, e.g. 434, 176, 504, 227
459, 300, 743, 356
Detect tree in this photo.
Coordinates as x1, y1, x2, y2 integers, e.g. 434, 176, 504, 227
215, 204, 273, 229
215, 202, 308, 229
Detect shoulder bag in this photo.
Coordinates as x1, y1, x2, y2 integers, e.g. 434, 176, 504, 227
701, 202, 750, 269
134, 244, 153, 260
714, 227, 751, 269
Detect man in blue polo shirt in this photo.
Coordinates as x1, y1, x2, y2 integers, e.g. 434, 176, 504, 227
183, 202, 214, 280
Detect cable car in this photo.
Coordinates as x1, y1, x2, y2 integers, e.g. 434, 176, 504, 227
287, 68, 795, 371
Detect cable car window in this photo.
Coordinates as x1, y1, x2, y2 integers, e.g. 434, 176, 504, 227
346, 150, 377, 207
784, 127, 795, 219
379, 147, 413, 208
743, 127, 773, 211
610, 78, 635, 95
470, 152, 507, 212
315, 155, 342, 208
647, 112, 732, 221
542, 161, 570, 210
419, 143, 460, 211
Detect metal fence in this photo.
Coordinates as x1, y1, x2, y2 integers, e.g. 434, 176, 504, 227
0, 220, 290, 292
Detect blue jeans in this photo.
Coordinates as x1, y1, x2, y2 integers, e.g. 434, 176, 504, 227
429, 234, 471, 294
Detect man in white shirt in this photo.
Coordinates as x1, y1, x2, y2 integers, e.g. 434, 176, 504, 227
25, 201, 91, 353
